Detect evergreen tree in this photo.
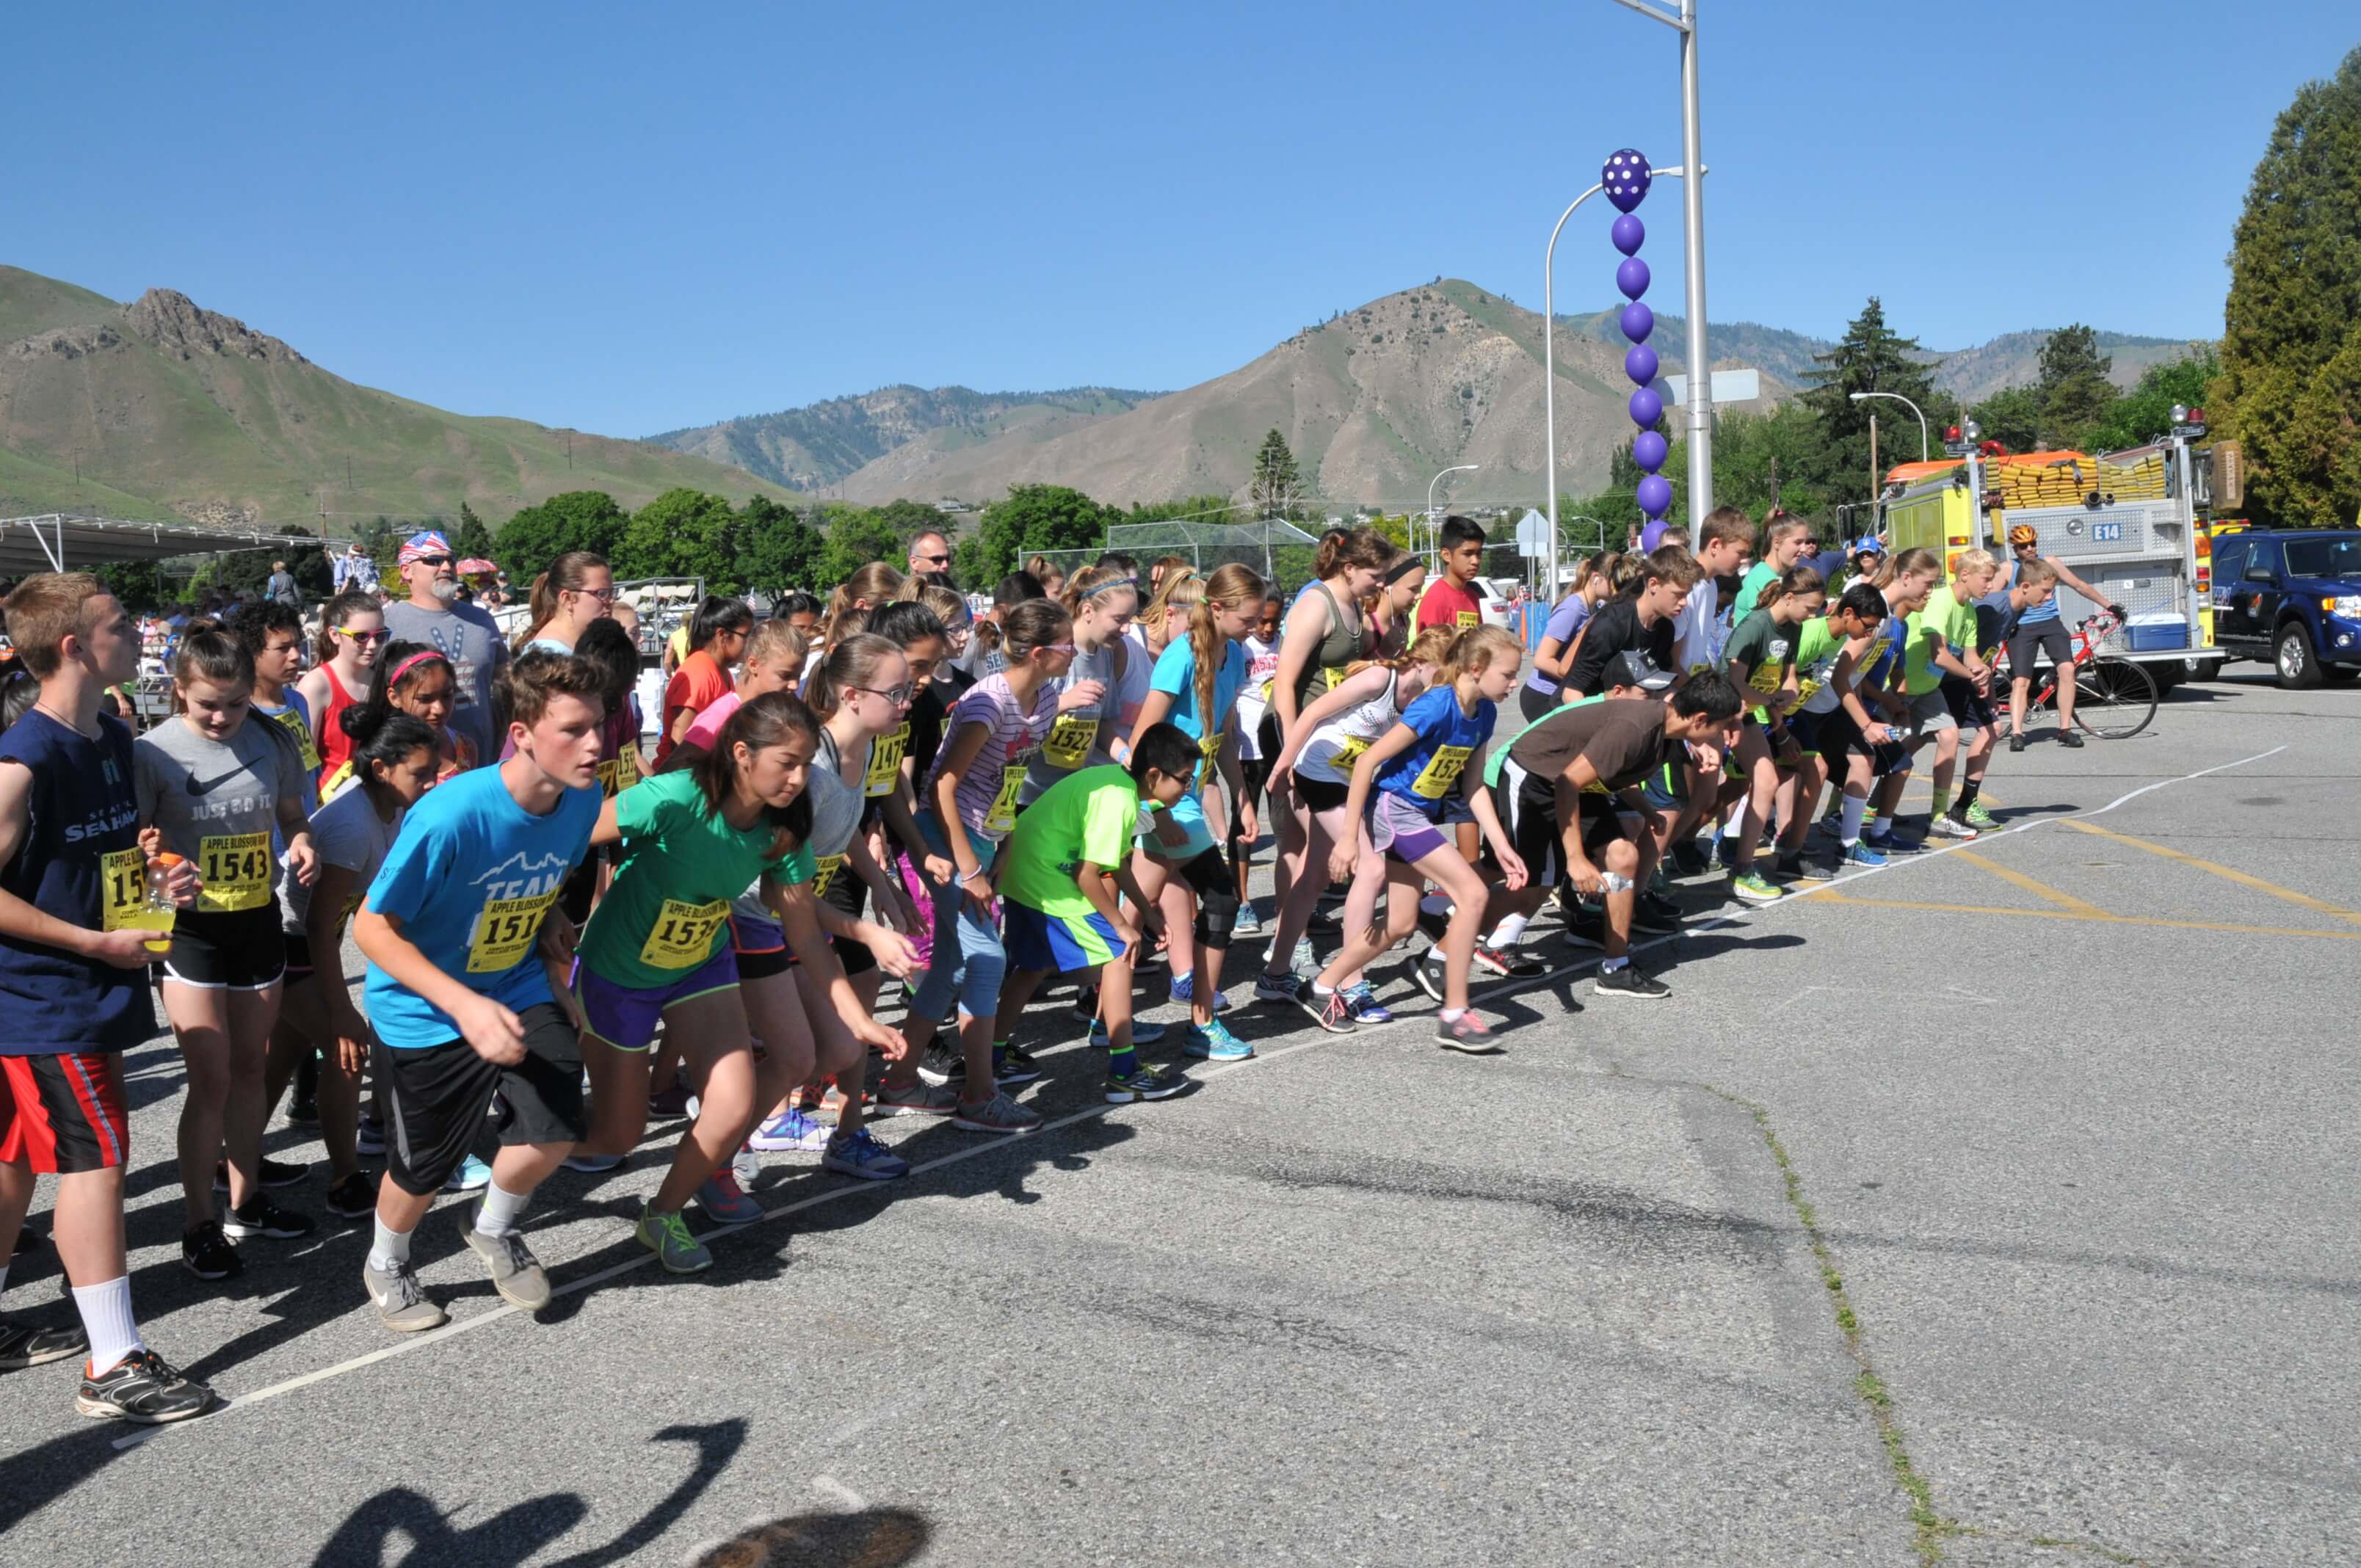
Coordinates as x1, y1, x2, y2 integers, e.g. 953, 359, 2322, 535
450, 501, 496, 564
2219, 46, 2361, 524
1799, 298, 1944, 481
2037, 325, 2117, 446
1249, 429, 1301, 517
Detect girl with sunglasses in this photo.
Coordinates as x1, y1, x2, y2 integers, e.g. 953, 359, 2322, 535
297, 589, 385, 796
320, 642, 473, 800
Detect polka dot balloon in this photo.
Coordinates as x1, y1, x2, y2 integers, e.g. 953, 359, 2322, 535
1605, 149, 1667, 526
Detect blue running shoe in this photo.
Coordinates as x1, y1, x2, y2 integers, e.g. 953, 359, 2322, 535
1841, 841, 1889, 868
822, 1128, 910, 1182
749, 1107, 833, 1153
1089, 1017, 1167, 1046
1182, 1019, 1253, 1061
1341, 982, 1394, 1025
1168, 972, 1230, 1013
443, 1154, 493, 1194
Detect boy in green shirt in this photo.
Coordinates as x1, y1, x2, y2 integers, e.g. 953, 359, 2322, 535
991, 724, 1198, 1103
1905, 550, 1999, 835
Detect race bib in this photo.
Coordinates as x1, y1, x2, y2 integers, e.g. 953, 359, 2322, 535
269, 707, 321, 772
983, 763, 1027, 834
1332, 734, 1373, 772
1195, 727, 1226, 787
1410, 744, 1473, 799
467, 890, 557, 974
1042, 714, 1098, 769
98, 847, 151, 934
866, 724, 910, 797
1455, 611, 1479, 630
813, 853, 846, 899
1323, 667, 1347, 692
197, 832, 273, 913
637, 896, 730, 970
614, 741, 645, 793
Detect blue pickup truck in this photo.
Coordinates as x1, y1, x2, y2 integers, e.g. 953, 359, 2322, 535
2208, 528, 2361, 688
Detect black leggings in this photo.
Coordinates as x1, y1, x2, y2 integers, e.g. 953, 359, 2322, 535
1168, 845, 1240, 950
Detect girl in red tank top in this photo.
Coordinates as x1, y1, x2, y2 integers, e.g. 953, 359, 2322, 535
296, 592, 386, 792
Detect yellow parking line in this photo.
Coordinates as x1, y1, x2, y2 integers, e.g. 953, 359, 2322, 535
2061, 821, 2361, 929
1814, 890, 2361, 942
1951, 849, 2108, 915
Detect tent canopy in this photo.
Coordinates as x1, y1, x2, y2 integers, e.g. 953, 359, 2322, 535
0, 514, 356, 578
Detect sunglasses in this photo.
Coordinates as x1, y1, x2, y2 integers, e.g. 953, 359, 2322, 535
338, 626, 391, 645
853, 683, 915, 705
412, 554, 453, 568
916, 553, 951, 567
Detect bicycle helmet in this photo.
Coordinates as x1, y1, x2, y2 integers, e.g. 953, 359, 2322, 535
2007, 524, 2039, 547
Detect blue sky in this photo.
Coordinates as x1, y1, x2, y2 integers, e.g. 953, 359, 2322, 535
8, 1, 2351, 436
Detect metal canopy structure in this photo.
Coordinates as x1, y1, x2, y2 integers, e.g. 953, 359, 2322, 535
1103, 515, 1322, 586
0, 514, 356, 577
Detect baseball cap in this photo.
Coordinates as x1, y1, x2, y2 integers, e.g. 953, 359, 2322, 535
399, 530, 453, 565
1850, 535, 1885, 556
1603, 651, 1676, 694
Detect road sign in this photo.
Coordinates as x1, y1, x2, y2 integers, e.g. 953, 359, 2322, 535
1662, 369, 1762, 406
1513, 509, 1551, 558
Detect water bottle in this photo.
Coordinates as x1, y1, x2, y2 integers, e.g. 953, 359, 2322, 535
1600, 871, 1634, 895
139, 854, 181, 955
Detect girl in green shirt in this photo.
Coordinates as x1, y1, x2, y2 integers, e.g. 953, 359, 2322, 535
1722, 566, 1827, 901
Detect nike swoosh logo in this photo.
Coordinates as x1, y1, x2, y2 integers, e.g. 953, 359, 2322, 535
185, 770, 244, 796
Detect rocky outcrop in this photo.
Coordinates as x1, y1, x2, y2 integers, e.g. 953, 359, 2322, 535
119, 288, 309, 367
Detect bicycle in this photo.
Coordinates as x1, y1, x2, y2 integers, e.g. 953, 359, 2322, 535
1989, 610, 2158, 741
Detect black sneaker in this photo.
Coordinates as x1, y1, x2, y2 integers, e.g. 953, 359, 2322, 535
1067, 987, 1100, 1025
1632, 896, 1683, 935
993, 1046, 1043, 1086
1668, 840, 1711, 877
1295, 986, 1357, 1035
324, 1172, 376, 1221
222, 1194, 316, 1241
1594, 965, 1671, 1001
75, 1348, 217, 1425
181, 1222, 242, 1281
2056, 730, 2085, 749
1473, 943, 1549, 979
2008, 732, 2028, 753
211, 1156, 306, 1192
1561, 904, 1607, 949
0, 1315, 87, 1370
1409, 953, 1447, 1002
283, 1097, 319, 1128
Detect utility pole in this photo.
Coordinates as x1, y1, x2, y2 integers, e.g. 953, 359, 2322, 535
1868, 415, 1879, 507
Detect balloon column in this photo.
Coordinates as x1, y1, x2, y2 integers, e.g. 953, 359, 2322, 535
1603, 150, 1669, 549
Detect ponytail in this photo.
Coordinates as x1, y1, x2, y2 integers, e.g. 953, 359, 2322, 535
1187, 564, 1264, 730
821, 565, 904, 647
1313, 527, 1393, 582
1756, 565, 1827, 617
515, 551, 609, 650
1432, 625, 1521, 689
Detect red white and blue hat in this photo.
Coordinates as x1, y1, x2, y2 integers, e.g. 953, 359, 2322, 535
399, 530, 452, 565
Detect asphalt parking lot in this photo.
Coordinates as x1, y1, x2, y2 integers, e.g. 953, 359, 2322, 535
1, 664, 2355, 1567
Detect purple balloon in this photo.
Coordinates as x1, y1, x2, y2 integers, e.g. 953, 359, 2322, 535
1636, 474, 1674, 517
1602, 148, 1653, 214
1616, 257, 1651, 301
1625, 344, 1659, 387
1628, 387, 1664, 428
1611, 213, 1645, 257
1621, 302, 1654, 344
1633, 429, 1669, 471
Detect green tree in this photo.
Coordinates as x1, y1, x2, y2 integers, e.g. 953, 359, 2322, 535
735, 496, 827, 597
819, 505, 910, 589
614, 489, 744, 589
967, 484, 1119, 585
354, 515, 402, 581
2083, 348, 2219, 452
450, 501, 496, 565
2218, 46, 2361, 524
1248, 429, 1302, 517
870, 499, 952, 541
494, 491, 630, 580
1967, 385, 2045, 454
1799, 297, 1946, 482
95, 560, 170, 611
2037, 324, 2117, 446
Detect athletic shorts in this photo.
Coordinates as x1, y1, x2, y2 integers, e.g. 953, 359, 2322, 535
1004, 901, 1125, 975
164, 905, 286, 991
1369, 789, 1449, 865
282, 929, 317, 979
573, 947, 741, 1053
1291, 772, 1349, 814
819, 847, 877, 978
1819, 708, 1912, 778
1787, 708, 1829, 755
1906, 689, 1959, 734
1940, 675, 1993, 732
2007, 621, 2073, 681
1489, 773, 1622, 883
730, 912, 791, 981
1518, 683, 1562, 723
376, 1002, 584, 1196
0, 1051, 129, 1174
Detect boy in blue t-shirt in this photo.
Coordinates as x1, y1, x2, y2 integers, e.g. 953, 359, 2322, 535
352, 650, 606, 1334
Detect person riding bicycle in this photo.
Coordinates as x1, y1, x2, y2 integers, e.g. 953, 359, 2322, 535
1992, 524, 2126, 752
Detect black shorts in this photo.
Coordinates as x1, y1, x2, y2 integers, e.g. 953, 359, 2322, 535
283, 929, 316, 979
2007, 621, 2074, 682
164, 905, 287, 992
819, 853, 877, 978
1291, 772, 1350, 813
1940, 674, 1994, 731
375, 1001, 584, 1196
1518, 683, 1562, 723
1819, 707, 1912, 778
1489, 772, 1625, 883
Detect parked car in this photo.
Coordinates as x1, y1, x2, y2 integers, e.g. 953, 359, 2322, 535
2208, 528, 2361, 688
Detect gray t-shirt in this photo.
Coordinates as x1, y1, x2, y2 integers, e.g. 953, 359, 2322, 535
1020, 640, 1120, 805
734, 729, 868, 924
383, 599, 507, 767
283, 784, 402, 936
135, 716, 310, 915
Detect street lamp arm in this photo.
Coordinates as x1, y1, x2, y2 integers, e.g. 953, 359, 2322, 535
1606, 0, 1691, 29
1849, 391, 1930, 464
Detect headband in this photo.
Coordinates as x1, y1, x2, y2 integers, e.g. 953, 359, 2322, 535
1083, 575, 1140, 598
385, 650, 448, 689
1382, 556, 1424, 586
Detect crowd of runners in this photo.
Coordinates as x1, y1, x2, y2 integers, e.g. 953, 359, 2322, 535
0, 507, 2109, 1423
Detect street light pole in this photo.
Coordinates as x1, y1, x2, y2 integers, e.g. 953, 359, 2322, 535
1850, 391, 1929, 463
1426, 464, 1479, 567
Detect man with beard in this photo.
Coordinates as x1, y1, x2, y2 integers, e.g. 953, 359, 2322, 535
381, 531, 507, 772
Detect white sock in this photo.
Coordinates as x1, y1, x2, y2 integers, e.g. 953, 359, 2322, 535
1864, 809, 1893, 841
1722, 799, 1749, 835
1439, 1007, 1464, 1023
474, 1180, 529, 1238
368, 1218, 413, 1274
1310, 980, 1335, 998
1840, 795, 1868, 846
1601, 956, 1631, 973
70, 1276, 144, 1373
1487, 912, 1530, 948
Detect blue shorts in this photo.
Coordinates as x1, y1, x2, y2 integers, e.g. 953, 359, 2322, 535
573, 948, 741, 1053
1368, 790, 1450, 865
1004, 902, 1125, 975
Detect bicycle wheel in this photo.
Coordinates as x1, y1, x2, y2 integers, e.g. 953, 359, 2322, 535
2072, 658, 2158, 740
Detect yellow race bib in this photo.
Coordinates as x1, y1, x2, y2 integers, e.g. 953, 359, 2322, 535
812, 853, 846, 899
597, 757, 623, 796
1455, 611, 1479, 630
269, 706, 321, 773
614, 741, 645, 793
866, 724, 910, 798
1194, 727, 1226, 788
197, 832, 273, 913
982, 763, 1027, 834
468, 890, 559, 974
1410, 744, 1473, 799
1323, 667, 1347, 692
1331, 734, 1373, 772
1042, 714, 1098, 769
637, 896, 730, 970
99, 846, 174, 951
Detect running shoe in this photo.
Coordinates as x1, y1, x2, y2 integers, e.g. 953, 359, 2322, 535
993, 1044, 1043, 1085
1182, 1019, 1252, 1062
2057, 730, 2084, 749
914, 1040, 966, 1086
1103, 1064, 1188, 1103
750, 1107, 833, 1153
75, 1349, 217, 1424
1291, 937, 1317, 975
951, 1089, 1042, 1134
1067, 987, 1100, 1025
694, 1168, 764, 1226
1341, 983, 1395, 1025
1473, 943, 1548, 979
874, 1079, 960, 1117
2007, 733, 2028, 753
211, 1156, 306, 1191
180, 1222, 241, 1281
1730, 870, 1784, 906
462, 1207, 554, 1309
1561, 905, 1608, 949
733, 1141, 761, 1186
442, 1154, 493, 1194
363, 1258, 449, 1333
1434, 1011, 1501, 1053
823, 1128, 910, 1180
284, 1096, 319, 1128
635, 1203, 712, 1274
648, 1081, 697, 1119
0, 1315, 86, 1369
1783, 850, 1832, 882
1410, 954, 1447, 1002
1840, 841, 1889, 868
1964, 800, 1999, 831
1928, 814, 1979, 840
1296, 987, 1357, 1035
1632, 895, 1683, 934
1595, 965, 1672, 1001
222, 1194, 315, 1241
1252, 970, 1302, 1003
356, 1118, 387, 1158
1669, 839, 1711, 877
562, 1151, 623, 1174
1089, 1017, 1167, 1047
1232, 903, 1262, 935
324, 1172, 376, 1220
1168, 972, 1230, 1012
